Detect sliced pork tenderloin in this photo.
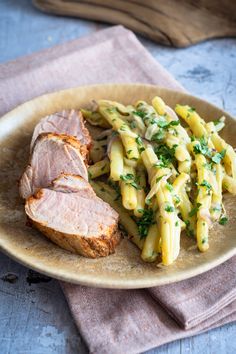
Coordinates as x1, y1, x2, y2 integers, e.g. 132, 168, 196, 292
30, 110, 92, 153
19, 133, 88, 199
25, 174, 121, 258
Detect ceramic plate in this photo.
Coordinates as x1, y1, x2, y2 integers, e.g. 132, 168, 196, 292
0, 84, 235, 288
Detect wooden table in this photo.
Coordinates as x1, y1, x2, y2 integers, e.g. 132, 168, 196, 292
0, 1, 236, 353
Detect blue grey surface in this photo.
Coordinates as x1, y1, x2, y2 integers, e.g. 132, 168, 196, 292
0, 1, 236, 354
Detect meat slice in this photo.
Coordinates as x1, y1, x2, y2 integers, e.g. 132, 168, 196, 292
19, 133, 88, 199
30, 110, 91, 151
25, 174, 121, 258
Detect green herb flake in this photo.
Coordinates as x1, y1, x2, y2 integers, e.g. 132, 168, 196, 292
120, 173, 141, 190
135, 136, 143, 146
157, 119, 180, 129
189, 203, 202, 217
151, 129, 165, 142
154, 144, 177, 168
157, 120, 169, 128
136, 209, 154, 239
130, 181, 141, 190
185, 220, 190, 227
193, 137, 211, 158
165, 204, 175, 213
219, 216, 228, 225
200, 180, 212, 190
133, 110, 146, 119
175, 221, 179, 227
188, 107, 196, 113
211, 149, 226, 164
120, 173, 134, 181
170, 120, 180, 126
174, 195, 181, 204
156, 175, 164, 183
127, 150, 133, 155
166, 182, 174, 192
202, 238, 207, 244
213, 119, 222, 126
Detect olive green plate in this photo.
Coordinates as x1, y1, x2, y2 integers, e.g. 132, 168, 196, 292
0, 84, 235, 288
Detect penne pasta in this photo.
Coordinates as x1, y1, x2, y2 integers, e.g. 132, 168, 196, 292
109, 138, 124, 181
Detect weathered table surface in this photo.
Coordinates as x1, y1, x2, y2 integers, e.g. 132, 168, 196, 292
0, 1, 236, 354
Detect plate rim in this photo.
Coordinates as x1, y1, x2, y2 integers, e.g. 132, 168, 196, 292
0, 83, 235, 289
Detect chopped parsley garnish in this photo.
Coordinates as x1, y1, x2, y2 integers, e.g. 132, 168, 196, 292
193, 136, 226, 165
133, 110, 146, 119
136, 209, 154, 239
120, 173, 141, 190
213, 118, 222, 126
200, 180, 212, 190
166, 182, 174, 192
127, 149, 133, 155
165, 204, 175, 213
135, 136, 143, 145
135, 136, 145, 153
211, 149, 226, 164
157, 119, 180, 129
185, 220, 190, 227
154, 144, 177, 168
193, 137, 211, 158
188, 107, 196, 113
130, 182, 141, 190
219, 216, 228, 225
189, 203, 202, 217
174, 195, 181, 204
120, 173, 134, 181
184, 220, 194, 237
202, 238, 207, 244
151, 129, 165, 142
175, 221, 179, 227
156, 175, 164, 183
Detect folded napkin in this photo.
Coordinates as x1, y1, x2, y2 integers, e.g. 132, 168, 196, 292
0, 26, 235, 353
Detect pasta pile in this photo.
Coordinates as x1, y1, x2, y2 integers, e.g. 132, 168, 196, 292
82, 97, 236, 265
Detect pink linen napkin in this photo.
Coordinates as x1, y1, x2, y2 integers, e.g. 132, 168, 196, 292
0, 25, 235, 353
